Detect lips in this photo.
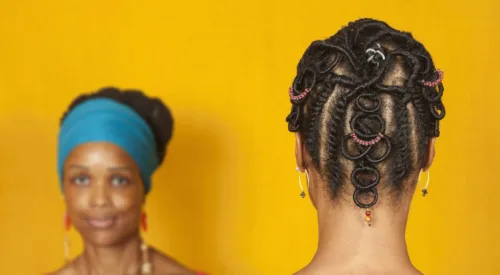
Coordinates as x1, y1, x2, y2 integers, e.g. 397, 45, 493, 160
86, 216, 116, 229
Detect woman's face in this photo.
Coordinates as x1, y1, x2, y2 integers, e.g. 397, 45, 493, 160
63, 142, 145, 246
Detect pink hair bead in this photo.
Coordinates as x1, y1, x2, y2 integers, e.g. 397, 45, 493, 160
351, 132, 384, 146
421, 69, 444, 87
289, 87, 311, 101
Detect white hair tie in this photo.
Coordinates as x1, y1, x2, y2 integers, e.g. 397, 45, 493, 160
366, 43, 386, 66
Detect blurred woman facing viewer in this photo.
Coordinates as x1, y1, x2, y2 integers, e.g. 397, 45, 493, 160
286, 19, 446, 275
47, 87, 207, 275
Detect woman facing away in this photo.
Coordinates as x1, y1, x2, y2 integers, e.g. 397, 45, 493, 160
286, 19, 446, 275
46, 87, 206, 274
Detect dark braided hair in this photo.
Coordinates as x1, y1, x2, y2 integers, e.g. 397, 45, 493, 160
286, 19, 445, 209
60, 87, 174, 165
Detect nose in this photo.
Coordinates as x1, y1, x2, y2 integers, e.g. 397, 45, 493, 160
89, 179, 111, 208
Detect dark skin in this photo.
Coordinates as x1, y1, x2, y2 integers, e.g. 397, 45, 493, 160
293, 133, 436, 275
49, 142, 196, 275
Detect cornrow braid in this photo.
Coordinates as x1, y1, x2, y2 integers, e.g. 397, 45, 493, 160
286, 18, 445, 219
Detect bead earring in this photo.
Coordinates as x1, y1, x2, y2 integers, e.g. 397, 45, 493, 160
141, 212, 148, 232
365, 209, 372, 226
140, 212, 152, 274
63, 212, 71, 263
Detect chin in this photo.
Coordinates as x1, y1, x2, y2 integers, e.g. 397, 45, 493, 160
85, 231, 127, 247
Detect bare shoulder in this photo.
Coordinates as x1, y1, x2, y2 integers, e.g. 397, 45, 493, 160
293, 267, 315, 275
150, 248, 198, 275
44, 264, 77, 275
293, 265, 423, 275
292, 264, 320, 275
408, 269, 424, 275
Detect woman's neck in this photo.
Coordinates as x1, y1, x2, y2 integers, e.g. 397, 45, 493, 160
306, 202, 420, 274
75, 233, 144, 275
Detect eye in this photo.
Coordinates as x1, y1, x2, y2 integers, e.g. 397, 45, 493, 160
110, 176, 130, 186
72, 175, 90, 186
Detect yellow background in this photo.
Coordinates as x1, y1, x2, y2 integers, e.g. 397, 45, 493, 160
0, 0, 498, 274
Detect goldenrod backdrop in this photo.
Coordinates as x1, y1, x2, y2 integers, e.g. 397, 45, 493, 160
0, 0, 498, 274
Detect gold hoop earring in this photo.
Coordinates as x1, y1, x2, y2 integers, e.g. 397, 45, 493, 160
419, 170, 430, 197
296, 167, 307, 198
305, 169, 310, 191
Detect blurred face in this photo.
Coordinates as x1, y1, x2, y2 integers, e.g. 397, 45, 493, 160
63, 142, 145, 246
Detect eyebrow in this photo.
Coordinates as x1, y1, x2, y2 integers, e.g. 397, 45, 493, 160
107, 166, 133, 172
66, 165, 133, 172
67, 164, 89, 170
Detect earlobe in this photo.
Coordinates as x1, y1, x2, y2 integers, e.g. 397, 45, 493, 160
422, 138, 436, 172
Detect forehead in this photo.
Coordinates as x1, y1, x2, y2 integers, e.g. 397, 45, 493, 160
64, 142, 136, 166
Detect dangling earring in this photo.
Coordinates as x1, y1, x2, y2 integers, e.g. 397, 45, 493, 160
63, 212, 71, 263
297, 167, 306, 198
364, 209, 372, 226
141, 211, 148, 232
421, 170, 430, 197
140, 212, 152, 274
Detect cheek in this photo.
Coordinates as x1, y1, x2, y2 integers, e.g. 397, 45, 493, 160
64, 186, 143, 214
111, 185, 145, 217
112, 191, 142, 211
112, 191, 143, 230
64, 187, 90, 212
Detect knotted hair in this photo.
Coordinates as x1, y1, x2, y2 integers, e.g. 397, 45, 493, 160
286, 18, 445, 208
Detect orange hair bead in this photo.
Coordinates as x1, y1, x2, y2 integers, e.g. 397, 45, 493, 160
365, 210, 372, 226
